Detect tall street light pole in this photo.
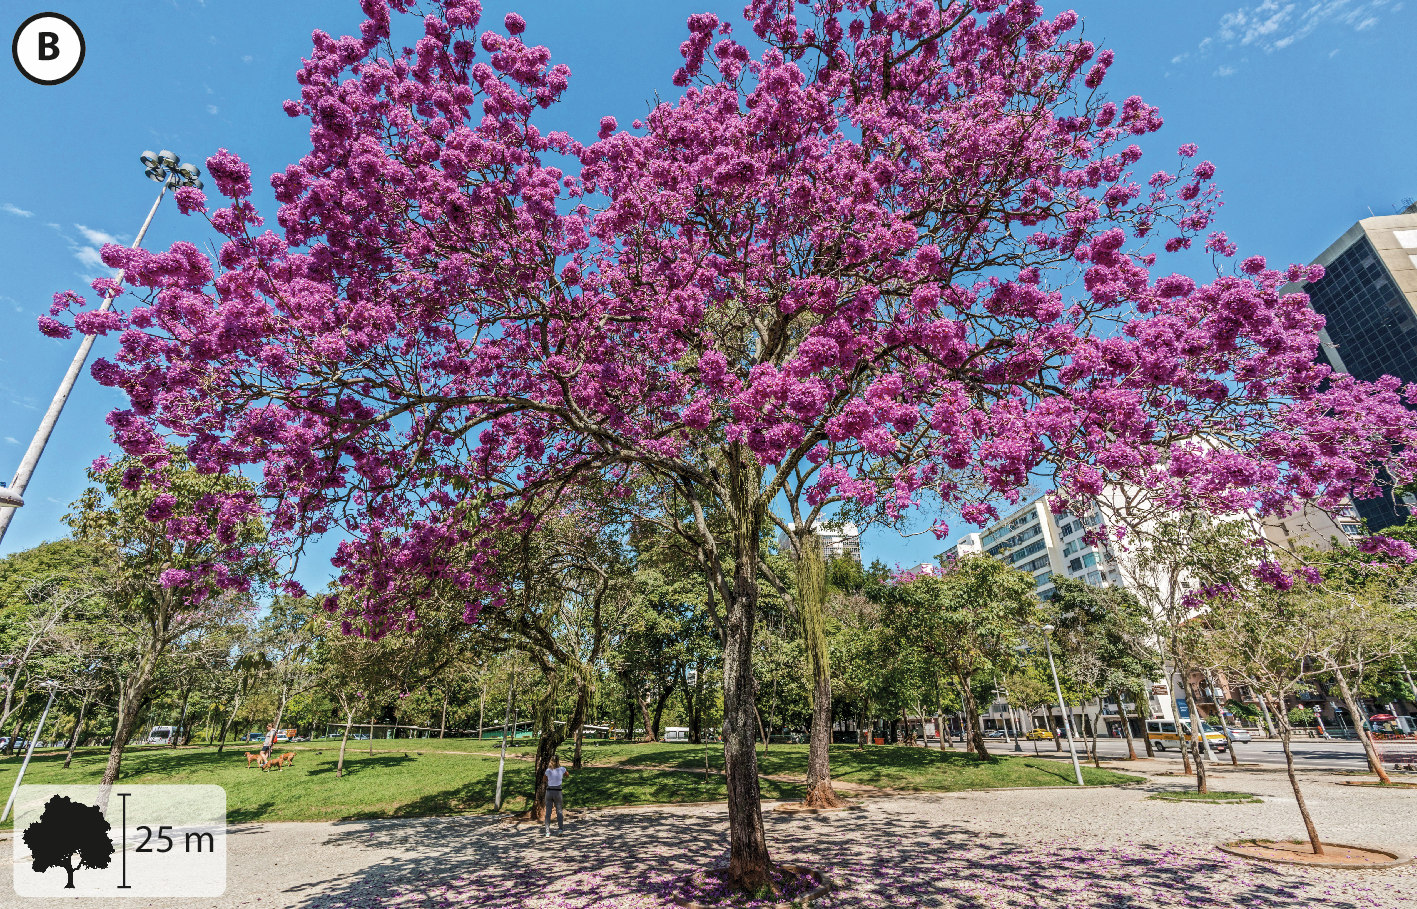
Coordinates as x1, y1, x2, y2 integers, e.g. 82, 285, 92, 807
0, 151, 202, 547
1041, 624, 1085, 786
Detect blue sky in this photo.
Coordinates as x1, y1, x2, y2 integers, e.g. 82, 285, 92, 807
1, 0, 1413, 589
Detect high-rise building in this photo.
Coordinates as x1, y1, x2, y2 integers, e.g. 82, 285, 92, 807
1286, 203, 1417, 531
938, 494, 1121, 601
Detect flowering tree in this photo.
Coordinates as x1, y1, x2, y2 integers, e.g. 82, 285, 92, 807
63, 453, 269, 788
46, 0, 1417, 888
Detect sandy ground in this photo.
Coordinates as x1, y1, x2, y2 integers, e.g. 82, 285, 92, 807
4, 766, 1415, 908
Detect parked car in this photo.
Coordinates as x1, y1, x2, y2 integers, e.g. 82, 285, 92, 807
984, 730, 1008, 739
1223, 727, 1252, 744
1025, 728, 1054, 740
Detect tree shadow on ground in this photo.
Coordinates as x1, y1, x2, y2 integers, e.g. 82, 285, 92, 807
280, 798, 1403, 909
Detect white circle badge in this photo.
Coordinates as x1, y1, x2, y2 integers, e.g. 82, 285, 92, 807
13, 13, 85, 85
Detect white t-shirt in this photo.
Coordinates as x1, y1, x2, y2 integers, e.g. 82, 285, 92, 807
545, 767, 566, 788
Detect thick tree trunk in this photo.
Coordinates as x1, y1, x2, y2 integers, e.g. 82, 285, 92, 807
959, 678, 992, 760
722, 478, 772, 892
1331, 669, 1392, 783
1115, 690, 1138, 761
101, 656, 159, 788
635, 693, 656, 742
526, 682, 575, 823
651, 684, 673, 742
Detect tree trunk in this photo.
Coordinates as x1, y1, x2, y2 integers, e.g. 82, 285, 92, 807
1331, 668, 1392, 783
1134, 686, 1154, 757
526, 679, 578, 822
368, 716, 375, 755
1114, 689, 1137, 761
1180, 688, 1209, 794
651, 683, 672, 742
572, 683, 588, 769
63, 691, 91, 770
336, 705, 355, 778
721, 474, 772, 893
1088, 699, 1101, 769
1052, 707, 1062, 752
793, 539, 840, 807
1, 692, 29, 756
1268, 695, 1323, 854
936, 712, 948, 752
270, 689, 290, 752
623, 687, 637, 743
958, 677, 992, 760
216, 693, 240, 755
478, 683, 486, 739
439, 689, 449, 740
635, 692, 656, 742
172, 686, 191, 748
101, 655, 160, 788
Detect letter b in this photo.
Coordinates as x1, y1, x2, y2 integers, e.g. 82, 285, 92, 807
38, 32, 59, 61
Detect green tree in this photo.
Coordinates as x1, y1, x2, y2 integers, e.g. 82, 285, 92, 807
875, 556, 1040, 759
64, 453, 271, 790
1048, 577, 1160, 763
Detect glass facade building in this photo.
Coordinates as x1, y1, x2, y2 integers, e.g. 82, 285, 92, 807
1292, 206, 1417, 532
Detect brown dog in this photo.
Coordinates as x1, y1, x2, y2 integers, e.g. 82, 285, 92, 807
245, 751, 261, 768
279, 752, 295, 768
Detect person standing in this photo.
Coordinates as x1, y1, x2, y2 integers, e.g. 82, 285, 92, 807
260, 723, 277, 767
543, 756, 567, 837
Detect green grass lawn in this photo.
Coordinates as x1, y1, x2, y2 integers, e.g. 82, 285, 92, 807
0, 739, 1140, 824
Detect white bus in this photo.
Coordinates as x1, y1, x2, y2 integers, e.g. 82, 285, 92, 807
145, 726, 177, 745
664, 727, 690, 743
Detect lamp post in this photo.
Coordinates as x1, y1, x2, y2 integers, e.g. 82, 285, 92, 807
1041, 624, 1085, 786
1, 680, 62, 823
0, 151, 201, 547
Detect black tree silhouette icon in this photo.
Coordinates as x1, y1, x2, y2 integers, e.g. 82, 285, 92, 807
22, 794, 114, 888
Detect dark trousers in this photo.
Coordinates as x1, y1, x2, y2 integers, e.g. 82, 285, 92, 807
544, 789, 563, 830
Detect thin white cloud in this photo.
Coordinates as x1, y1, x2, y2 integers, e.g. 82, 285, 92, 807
2, 203, 33, 217
207, 104, 219, 115
242, 55, 253, 63
74, 224, 122, 247
1203, 0, 1398, 53
1215, 65, 1238, 76
70, 224, 126, 272
4, 437, 18, 444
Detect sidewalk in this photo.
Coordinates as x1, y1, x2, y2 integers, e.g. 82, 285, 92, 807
5, 769, 1412, 908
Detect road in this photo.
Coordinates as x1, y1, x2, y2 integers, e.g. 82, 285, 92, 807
938, 734, 1417, 771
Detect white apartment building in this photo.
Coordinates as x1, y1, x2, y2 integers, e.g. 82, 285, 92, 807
938, 494, 1121, 601
777, 521, 863, 564
936, 490, 1362, 734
